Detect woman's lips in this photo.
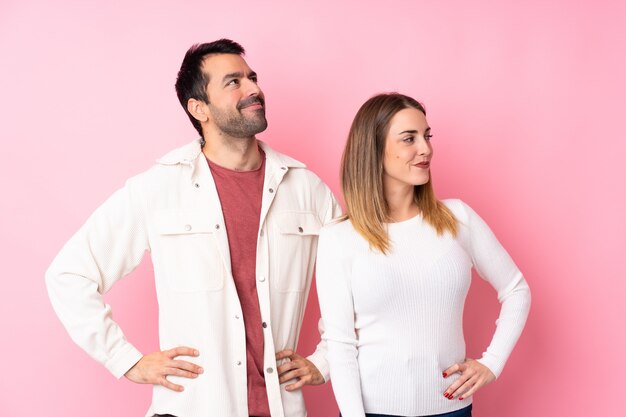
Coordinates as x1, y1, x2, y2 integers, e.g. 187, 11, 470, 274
414, 162, 430, 168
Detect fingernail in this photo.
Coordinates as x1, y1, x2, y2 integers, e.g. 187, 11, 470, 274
442, 372, 448, 378
448, 394, 454, 400
194, 350, 199, 355
198, 367, 204, 374
443, 393, 448, 398
459, 397, 464, 401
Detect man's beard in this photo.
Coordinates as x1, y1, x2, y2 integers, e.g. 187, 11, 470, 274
209, 96, 268, 138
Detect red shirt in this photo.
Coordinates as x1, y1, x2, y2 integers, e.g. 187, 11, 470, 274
207, 150, 270, 417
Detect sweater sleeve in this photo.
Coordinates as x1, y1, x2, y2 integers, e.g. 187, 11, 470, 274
458, 200, 531, 378
307, 183, 344, 382
45, 177, 149, 378
316, 225, 366, 417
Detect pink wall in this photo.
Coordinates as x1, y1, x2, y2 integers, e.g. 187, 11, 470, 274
1, 0, 624, 415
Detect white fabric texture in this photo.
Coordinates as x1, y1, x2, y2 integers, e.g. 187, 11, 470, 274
316, 199, 530, 417
46, 139, 341, 417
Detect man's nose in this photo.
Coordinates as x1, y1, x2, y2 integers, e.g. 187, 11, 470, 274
243, 78, 261, 96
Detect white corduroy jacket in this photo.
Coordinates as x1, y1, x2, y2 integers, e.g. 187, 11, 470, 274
46, 139, 340, 417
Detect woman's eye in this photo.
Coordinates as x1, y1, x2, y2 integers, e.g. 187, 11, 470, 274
403, 136, 414, 143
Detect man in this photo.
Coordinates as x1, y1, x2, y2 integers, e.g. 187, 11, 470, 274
46, 39, 340, 417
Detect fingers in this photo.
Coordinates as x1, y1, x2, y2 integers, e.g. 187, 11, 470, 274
442, 362, 463, 378
276, 349, 305, 385
278, 357, 306, 382
125, 347, 203, 393
165, 366, 201, 379
285, 377, 308, 391
155, 358, 204, 392
446, 377, 474, 400
442, 359, 496, 400
159, 376, 185, 392
275, 351, 325, 390
277, 358, 300, 376
157, 348, 204, 393
458, 380, 481, 400
166, 346, 200, 359
275, 349, 296, 361
444, 371, 471, 399
170, 359, 204, 375
279, 367, 308, 384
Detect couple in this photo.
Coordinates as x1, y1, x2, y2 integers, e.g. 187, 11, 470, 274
46, 39, 530, 417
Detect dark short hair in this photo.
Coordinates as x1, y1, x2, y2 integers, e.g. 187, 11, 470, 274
175, 39, 245, 138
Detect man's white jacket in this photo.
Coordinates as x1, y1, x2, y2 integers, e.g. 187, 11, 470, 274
46, 139, 341, 417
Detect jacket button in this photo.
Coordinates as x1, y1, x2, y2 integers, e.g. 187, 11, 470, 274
184, 224, 192, 231
262, 322, 267, 328
298, 226, 303, 233
260, 229, 264, 236
258, 276, 266, 282
266, 367, 274, 374
236, 361, 242, 366
268, 188, 274, 193
235, 315, 240, 319
215, 224, 220, 230
194, 183, 200, 188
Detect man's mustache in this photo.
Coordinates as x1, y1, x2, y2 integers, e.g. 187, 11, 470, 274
238, 96, 265, 110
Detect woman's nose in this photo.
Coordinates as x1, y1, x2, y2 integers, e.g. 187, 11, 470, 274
416, 137, 432, 156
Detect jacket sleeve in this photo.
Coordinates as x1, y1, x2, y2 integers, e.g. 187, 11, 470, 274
45, 177, 149, 378
306, 184, 343, 382
458, 200, 531, 378
316, 225, 365, 417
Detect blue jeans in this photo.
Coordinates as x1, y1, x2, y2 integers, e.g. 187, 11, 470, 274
341, 404, 472, 417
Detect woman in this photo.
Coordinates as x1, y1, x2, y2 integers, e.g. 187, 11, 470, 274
316, 93, 531, 417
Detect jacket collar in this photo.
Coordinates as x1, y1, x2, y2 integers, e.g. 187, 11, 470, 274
156, 138, 306, 169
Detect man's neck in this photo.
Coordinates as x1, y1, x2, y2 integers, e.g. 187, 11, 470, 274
202, 134, 262, 171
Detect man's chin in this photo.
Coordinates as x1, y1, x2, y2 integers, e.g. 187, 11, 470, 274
248, 116, 268, 134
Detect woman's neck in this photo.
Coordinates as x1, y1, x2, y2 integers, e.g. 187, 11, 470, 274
384, 182, 419, 222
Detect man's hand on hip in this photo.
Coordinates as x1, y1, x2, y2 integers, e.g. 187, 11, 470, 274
275, 349, 324, 391
124, 346, 203, 392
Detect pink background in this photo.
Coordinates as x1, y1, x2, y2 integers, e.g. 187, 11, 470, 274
1, 0, 624, 415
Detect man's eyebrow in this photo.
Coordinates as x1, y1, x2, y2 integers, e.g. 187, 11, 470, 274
222, 71, 257, 83
222, 71, 243, 82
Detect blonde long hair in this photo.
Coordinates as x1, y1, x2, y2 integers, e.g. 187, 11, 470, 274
341, 93, 457, 253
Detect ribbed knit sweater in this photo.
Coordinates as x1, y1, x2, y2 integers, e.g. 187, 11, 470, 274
316, 199, 531, 417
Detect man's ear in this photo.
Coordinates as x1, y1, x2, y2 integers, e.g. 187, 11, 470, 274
187, 98, 209, 122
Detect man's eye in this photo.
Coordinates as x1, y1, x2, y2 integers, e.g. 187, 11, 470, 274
425, 134, 433, 141
250, 76, 258, 83
227, 79, 239, 86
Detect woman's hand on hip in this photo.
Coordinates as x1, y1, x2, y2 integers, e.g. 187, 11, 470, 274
442, 358, 495, 400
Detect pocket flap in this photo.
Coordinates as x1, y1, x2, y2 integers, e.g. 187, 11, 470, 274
155, 210, 214, 235
277, 211, 322, 236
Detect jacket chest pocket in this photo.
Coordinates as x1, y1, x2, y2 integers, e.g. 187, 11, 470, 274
271, 211, 321, 292
155, 210, 225, 292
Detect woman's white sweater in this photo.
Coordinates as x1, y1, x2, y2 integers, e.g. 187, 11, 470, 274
316, 199, 531, 417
